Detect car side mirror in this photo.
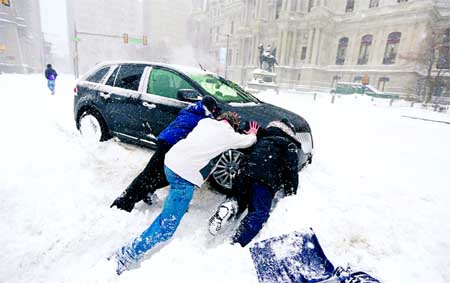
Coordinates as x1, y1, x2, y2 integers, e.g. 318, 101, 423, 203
177, 89, 202, 102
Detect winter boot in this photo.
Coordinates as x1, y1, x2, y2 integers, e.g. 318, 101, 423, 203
142, 192, 155, 206
110, 195, 135, 212
114, 246, 139, 275
208, 198, 239, 236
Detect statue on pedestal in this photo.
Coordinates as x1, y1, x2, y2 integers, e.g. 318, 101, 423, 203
246, 44, 280, 94
258, 44, 279, 73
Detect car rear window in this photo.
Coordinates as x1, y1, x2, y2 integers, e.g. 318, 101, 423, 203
105, 67, 119, 86
110, 64, 146, 91
86, 66, 110, 83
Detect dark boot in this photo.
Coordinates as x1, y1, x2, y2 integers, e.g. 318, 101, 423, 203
110, 192, 137, 212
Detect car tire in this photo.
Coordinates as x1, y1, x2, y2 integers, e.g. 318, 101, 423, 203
78, 110, 110, 142
209, 149, 246, 192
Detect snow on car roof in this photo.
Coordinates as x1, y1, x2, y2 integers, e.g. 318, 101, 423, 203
92, 60, 215, 77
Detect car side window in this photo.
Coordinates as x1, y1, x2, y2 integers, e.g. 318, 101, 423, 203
114, 64, 146, 91
105, 67, 119, 86
86, 66, 110, 83
147, 68, 194, 99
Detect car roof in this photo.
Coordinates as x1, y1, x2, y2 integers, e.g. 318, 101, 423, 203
91, 60, 215, 77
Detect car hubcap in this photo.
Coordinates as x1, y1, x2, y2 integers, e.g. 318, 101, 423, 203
79, 114, 102, 142
212, 149, 245, 190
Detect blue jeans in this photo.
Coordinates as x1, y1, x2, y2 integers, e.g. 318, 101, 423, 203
233, 183, 273, 247
120, 166, 195, 261
47, 80, 55, 94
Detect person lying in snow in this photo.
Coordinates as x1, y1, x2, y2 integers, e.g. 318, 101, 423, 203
113, 111, 259, 275
110, 95, 219, 212
208, 119, 301, 247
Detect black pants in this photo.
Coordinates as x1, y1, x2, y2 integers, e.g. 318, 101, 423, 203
120, 141, 172, 205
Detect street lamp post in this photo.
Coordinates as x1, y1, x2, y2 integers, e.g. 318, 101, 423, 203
218, 32, 230, 79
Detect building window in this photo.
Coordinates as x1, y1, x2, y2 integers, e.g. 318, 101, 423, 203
216, 26, 220, 42
291, 0, 297, 11
437, 28, 450, 69
301, 46, 307, 60
354, 76, 363, 83
308, 0, 313, 12
345, 0, 354, 13
378, 77, 390, 91
397, 0, 408, 3
358, 35, 373, 65
230, 21, 234, 34
383, 32, 401, 65
336, 37, 348, 65
369, 0, 379, 8
276, 0, 283, 19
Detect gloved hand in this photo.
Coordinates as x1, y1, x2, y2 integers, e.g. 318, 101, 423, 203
244, 121, 259, 135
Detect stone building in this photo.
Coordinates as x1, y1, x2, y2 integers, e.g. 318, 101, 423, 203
67, 0, 193, 76
66, 0, 145, 76
0, 0, 44, 73
190, 0, 450, 97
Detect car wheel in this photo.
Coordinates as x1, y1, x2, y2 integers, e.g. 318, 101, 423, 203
78, 110, 110, 142
211, 149, 246, 190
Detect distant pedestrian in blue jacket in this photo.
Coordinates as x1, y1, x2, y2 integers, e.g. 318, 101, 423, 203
44, 64, 58, 95
110, 95, 219, 212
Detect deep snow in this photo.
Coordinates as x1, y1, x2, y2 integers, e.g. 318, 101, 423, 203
1, 74, 449, 283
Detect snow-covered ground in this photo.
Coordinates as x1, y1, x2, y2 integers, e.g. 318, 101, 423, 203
1, 74, 449, 283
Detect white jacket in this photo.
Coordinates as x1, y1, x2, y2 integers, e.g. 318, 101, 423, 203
165, 118, 257, 187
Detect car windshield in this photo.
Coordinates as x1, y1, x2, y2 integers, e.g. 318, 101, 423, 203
188, 73, 259, 103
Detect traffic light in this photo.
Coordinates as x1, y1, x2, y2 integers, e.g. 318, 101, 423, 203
123, 33, 129, 44
143, 35, 148, 46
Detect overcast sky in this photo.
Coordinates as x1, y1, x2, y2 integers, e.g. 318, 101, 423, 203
39, 0, 69, 56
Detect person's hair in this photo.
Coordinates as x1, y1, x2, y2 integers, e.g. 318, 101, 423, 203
217, 111, 241, 131
46, 64, 52, 68
202, 95, 218, 115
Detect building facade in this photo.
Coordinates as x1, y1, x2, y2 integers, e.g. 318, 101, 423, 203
0, 0, 44, 73
190, 0, 450, 97
67, 0, 193, 76
66, 0, 145, 76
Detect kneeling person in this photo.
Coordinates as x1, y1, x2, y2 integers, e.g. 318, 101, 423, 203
209, 120, 302, 247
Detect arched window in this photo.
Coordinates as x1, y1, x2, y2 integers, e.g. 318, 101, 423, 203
358, 34, 373, 65
437, 28, 450, 69
276, 0, 283, 19
336, 37, 348, 65
383, 32, 401, 65
308, 0, 314, 12
291, 0, 297, 11
346, 0, 354, 12
369, 0, 379, 8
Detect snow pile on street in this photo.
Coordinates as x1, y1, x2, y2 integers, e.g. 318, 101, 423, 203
1, 74, 449, 283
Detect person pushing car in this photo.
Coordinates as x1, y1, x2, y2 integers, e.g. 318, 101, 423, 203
110, 95, 219, 212
113, 112, 259, 275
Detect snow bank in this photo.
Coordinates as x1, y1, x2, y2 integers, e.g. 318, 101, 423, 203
1, 74, 449, 283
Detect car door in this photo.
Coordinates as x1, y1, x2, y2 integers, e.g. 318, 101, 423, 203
135, 67, 196, 142
98, 63, 147, 140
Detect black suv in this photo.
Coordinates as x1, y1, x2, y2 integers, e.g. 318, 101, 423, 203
74, 61, 313, 190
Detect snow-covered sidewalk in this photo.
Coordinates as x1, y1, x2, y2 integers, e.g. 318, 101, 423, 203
0, 74, 449, 283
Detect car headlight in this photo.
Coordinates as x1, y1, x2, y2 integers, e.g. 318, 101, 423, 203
295, 132, 313, 154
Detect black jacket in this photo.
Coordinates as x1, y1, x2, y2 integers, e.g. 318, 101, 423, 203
45, 68, 58, 80
243, 127, 299, 196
